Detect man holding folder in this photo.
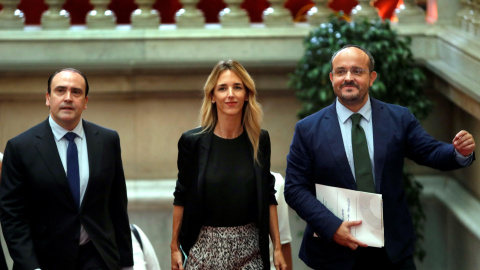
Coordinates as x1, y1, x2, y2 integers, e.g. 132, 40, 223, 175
285, 45, 475, 270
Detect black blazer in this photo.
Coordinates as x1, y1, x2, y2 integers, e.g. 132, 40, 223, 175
0, 119, 133, 270
173, 127, 276, 269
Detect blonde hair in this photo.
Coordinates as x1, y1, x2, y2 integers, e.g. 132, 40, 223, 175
199, 60, 263, 163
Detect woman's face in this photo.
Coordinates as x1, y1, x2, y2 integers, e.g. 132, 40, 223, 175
212, 70, 248, 120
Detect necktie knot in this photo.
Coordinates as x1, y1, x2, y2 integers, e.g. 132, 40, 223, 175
64, 132, 77, 142
350, 113, 362, 126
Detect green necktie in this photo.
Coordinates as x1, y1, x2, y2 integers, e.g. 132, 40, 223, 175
350, 113, 376, 193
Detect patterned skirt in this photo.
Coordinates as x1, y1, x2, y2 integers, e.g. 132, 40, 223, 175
185, 223, 263, 270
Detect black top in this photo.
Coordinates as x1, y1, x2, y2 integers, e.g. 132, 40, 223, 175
203, 131, 257, 227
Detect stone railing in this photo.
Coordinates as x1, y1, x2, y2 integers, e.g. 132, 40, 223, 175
0, 0, 477, 74
0, 0, 473, 32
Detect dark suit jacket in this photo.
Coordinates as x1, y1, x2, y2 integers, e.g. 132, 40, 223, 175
285, 98, 472, 270
173, 127, 276, 270
0, 119, 133, 270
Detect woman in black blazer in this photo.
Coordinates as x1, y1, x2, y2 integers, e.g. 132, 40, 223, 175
170, 60, 286, 270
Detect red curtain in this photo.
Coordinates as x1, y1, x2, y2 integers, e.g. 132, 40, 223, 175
375, 0, 402, 19
16, 0, 48, 25
327, 0, 401, 20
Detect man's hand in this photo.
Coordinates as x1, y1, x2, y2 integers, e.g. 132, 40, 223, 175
332, 221, 368, 250
453, 130, 476, 157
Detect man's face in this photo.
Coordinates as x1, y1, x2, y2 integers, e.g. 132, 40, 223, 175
329, 47, 377, 111
46, 70, 88, 130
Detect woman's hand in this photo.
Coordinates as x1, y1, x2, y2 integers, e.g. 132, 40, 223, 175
273, 248, 288, 270
171, 248, 184, 270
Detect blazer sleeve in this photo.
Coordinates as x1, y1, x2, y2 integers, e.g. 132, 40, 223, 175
284, 122, 343, 241
173, 132, 194, 206
108, 131, 134, 267
0, 140, 41, 269
260, 130, 277, 206
402, 108, 469, 170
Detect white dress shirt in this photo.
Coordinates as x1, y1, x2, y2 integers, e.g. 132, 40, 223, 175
269, 172, 292, 270
132, 225, 161, 270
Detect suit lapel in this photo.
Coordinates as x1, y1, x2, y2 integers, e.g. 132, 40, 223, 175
371, 98, 388, 193
83, 120, 102, 208
324, 103, 356, 188
34, 119, 77, 208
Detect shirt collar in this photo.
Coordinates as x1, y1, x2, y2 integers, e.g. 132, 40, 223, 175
49, 116, 85, 142
336, 97, 372, 124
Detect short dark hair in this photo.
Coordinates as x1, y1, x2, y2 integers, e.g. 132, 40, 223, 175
47, 68, 89, 96
330, 45, 375, 72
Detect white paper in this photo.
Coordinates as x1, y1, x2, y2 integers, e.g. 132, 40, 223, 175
315, 184, 384, 247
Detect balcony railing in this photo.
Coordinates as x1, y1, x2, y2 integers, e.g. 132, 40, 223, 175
0, 0, 474, 35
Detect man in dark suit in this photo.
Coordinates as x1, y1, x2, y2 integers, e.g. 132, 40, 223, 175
284, 45, 475, 270
0, 68, 133, 270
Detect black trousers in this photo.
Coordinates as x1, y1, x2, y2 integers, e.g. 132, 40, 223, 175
77, 241, 108, 270
353, 247, 416, 270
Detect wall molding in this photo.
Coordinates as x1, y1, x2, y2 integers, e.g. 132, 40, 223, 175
416, 175, 480, 240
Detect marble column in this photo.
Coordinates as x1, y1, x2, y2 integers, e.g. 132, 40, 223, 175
176, 0, 204, 28
220, 0, 250, 28
86, 0, 116, 29
308, 0, 332, 26
263, 0, 293, 27
41, 0, 70, 29
131, 0, 160, 29
396, 0, 426, 24
0, 0, 24, 29
351, 0, 379, 21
